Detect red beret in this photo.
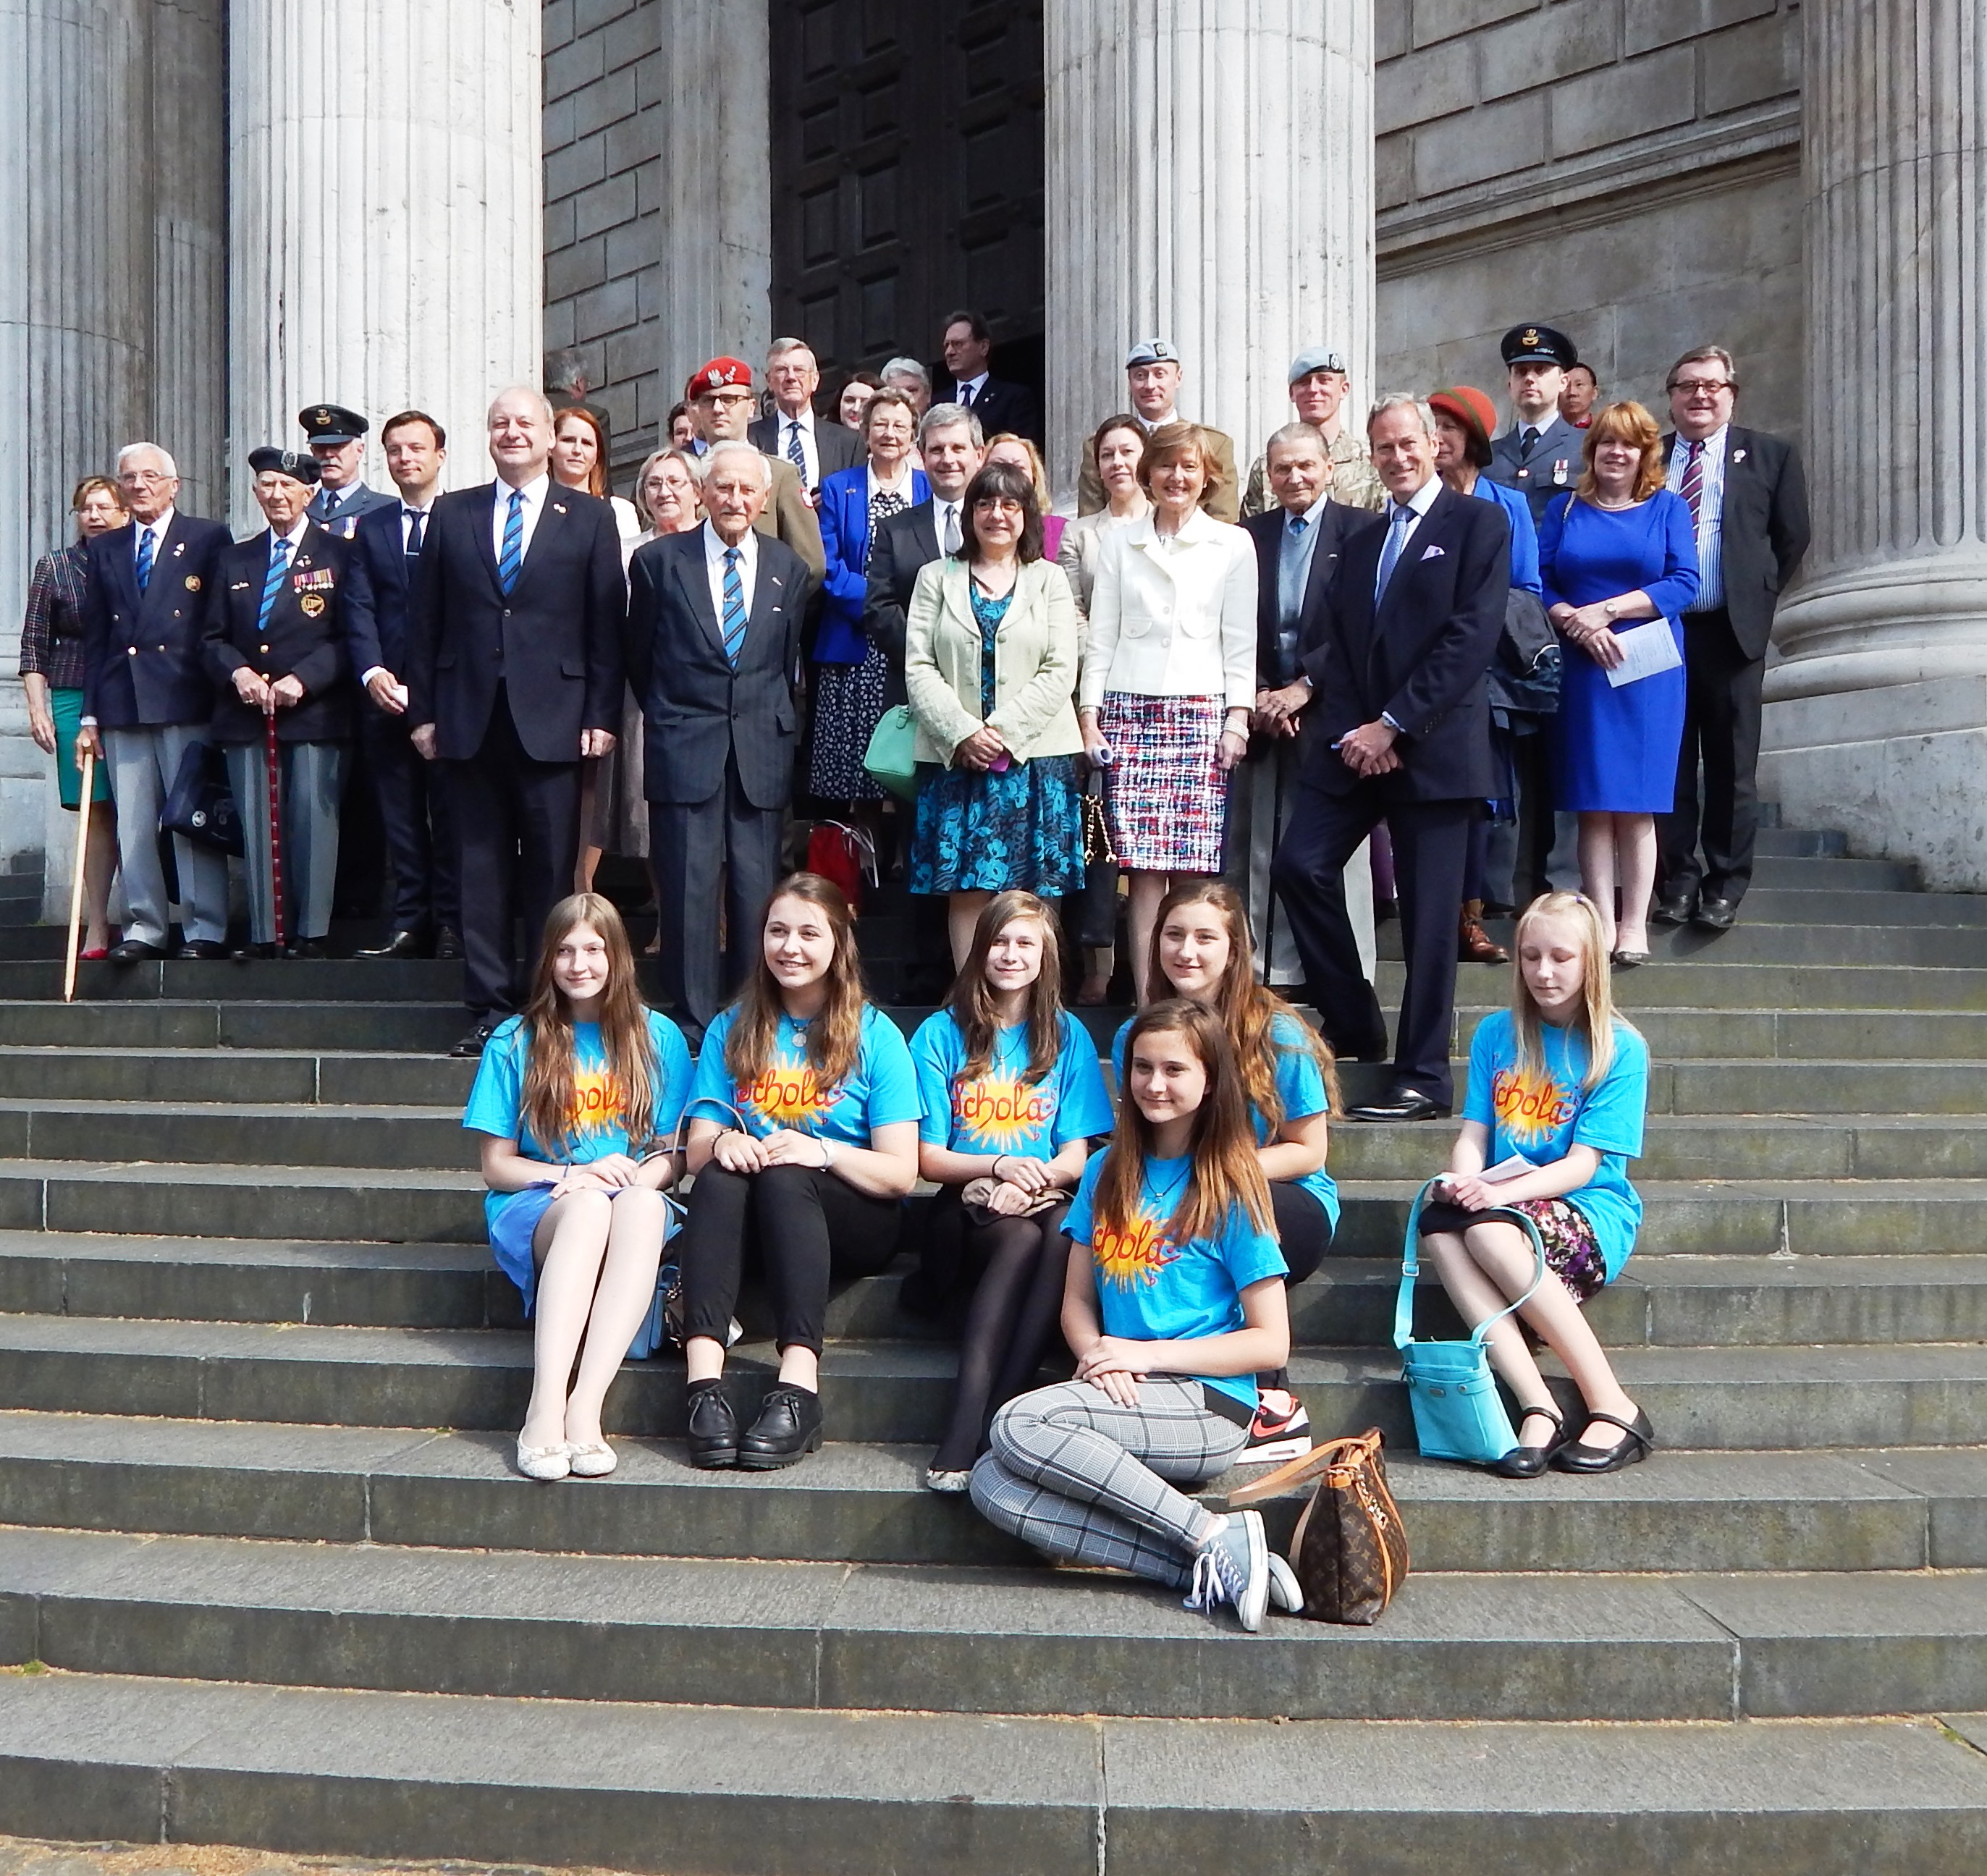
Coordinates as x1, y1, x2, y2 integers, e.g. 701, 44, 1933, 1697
686, 357, 754, 400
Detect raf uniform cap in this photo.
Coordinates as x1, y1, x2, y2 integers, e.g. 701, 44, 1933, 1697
1288, 347, 1349, 383
686, 357, 754, 400
1500, 324, 1579, 370
248, 447, 321, 486
299, 403, 369, 445
1124, 339, 1181, 368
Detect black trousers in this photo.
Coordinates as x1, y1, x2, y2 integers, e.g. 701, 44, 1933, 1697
1264, 1180, 1335, 1392
444, 685, 581, 1021
1273, 785, 1473, 1103
363, 706, 459, 934
678, 1161, 903, 1355
1660, 605, 1765, 906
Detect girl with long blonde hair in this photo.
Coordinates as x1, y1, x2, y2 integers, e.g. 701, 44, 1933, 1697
1418, 892, 1655, 1476
463, 894, 694, 1482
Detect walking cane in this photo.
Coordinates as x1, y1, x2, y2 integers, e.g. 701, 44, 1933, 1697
263, 699, 287, 953
61, 746, 95, 1003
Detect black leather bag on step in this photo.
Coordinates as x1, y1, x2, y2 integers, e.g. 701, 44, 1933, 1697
161, 739, 245, 856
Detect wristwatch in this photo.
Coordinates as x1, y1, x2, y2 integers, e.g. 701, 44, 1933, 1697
818, 1138, 837, 1172
1603, 599, 1621, 620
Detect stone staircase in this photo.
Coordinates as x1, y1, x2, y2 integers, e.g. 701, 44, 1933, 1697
0, 821, 1986, 1871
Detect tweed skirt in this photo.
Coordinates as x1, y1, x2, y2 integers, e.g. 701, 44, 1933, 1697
1098, 692, 1227, 874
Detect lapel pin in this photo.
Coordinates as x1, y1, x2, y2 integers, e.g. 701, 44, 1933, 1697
1732, 449, 1747, 463
552, 502, 568, 515
172, 541, 185, 557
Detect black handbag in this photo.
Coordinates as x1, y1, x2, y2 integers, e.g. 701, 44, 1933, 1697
161, 740, 245, 856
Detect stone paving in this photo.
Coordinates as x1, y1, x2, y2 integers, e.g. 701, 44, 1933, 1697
0, 1839, 634, 1876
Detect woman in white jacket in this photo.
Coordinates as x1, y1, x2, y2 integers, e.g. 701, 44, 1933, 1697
1077, 423, 1259, 1001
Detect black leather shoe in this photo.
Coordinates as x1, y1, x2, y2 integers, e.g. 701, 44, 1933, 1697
434, 925, 463, 960
106, 939, 164, 963
358, 928, 430, 959
1494, 1406, 1569, 1479
738, 1383, 824, 1470
1349, 1084, 1451, 1123
685, 1380, 740, 1470
232, 941, 282, 962
450, 1020, 499, 1060
1610, 949, 1649, 969
286, 938, 329, 960
175, 940, 229, 960
1651, 891, 1696, 926
1553, 1408, 1655, 1474
1692, 897, 1737, 931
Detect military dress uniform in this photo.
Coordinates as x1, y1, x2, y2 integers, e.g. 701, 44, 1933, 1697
1484, 325, 1586, 528
301, 403, 396, 541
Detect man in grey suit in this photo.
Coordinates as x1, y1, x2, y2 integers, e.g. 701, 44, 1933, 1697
747, 339, 863, 497
630, 441, 815, 1033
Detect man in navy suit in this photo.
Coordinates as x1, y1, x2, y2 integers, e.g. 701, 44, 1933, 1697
1271, 395, 1510, 1120
936, 309, 1042, 447
630, 441, 814, 1032
347, 410, 459, 959
405, 386, 626, 1055
77, 442, 233, 960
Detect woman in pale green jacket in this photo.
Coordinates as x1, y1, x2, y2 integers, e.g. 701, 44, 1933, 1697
905, 460, 1087, 968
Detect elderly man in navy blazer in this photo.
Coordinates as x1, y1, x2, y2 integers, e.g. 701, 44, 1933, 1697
406, 386, 626, 1056
630, 441, 814, 1034
1271, 394, 1511, 1121
77, 442, 233, 961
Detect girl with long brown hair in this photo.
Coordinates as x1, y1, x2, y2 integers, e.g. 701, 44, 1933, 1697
971, 1001, 1298, 1633
906, 891, 1113, 1490
463, 894, 694, 1482
1123, 880, 1338, 1461
676, 874, 921, 1470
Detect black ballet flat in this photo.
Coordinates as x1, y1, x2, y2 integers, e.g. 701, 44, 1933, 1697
1553, 1408, 1655, 1474
1494, 1405, 1568, 1479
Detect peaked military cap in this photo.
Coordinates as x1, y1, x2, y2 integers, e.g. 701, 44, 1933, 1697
298, 403, 368, 445
1500, 325, 1578, 369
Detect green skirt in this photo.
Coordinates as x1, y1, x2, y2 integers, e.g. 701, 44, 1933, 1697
50, 688, 109, 809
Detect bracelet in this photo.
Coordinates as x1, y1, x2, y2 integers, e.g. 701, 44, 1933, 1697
818, 1138, 836, 1172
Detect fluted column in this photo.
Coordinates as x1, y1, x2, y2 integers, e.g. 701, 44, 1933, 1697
1762, 0, 1987, 884
1045, 1, 1373, 497
228, 0, 543, 519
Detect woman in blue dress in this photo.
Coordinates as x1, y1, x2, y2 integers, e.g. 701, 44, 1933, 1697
1539, 400, 1699, 966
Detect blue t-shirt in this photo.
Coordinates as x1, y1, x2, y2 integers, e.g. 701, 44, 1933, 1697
1461, 1009, 1649, 1280
1111, 1012, 1339, 1226
463, 1010, 694, 1162
687, 1002, 922, 1146
1065, 1150, 1288, 1410
911, 1010, 1114, 1159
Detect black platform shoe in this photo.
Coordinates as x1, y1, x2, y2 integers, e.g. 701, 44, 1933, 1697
685, 1379, 740, 1470
737, 1383, 823, 1470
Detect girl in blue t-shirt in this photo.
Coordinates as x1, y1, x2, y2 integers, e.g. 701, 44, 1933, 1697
1419, 892, 1654, 1479
677, 873, 921, 1472
1120, 880, 1339, 1462
462, 893, 693, 1484
972, 1000, 1297, 1633
908, 890, 1115, 1491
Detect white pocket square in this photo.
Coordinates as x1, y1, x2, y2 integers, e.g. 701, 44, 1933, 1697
1419, 543, 1446, 560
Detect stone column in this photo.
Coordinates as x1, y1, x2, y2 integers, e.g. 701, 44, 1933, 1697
228, 0, 544, 518
1762, 0, 1987, 886
1044, 0, 1374, 497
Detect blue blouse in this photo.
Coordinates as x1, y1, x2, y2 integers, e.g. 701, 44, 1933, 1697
1469, 476, 1543, 597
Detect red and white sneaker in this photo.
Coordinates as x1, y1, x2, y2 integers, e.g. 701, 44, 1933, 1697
1237, 1389, 1312, 1465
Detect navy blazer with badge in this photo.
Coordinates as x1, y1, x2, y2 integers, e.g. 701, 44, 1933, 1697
1658, 425, 1810, 659
81, 513, 233, 727
347, 500, 421, 677
628, 526, 814, 811
1485, 413, 1583, 527
405, 481, 626, 764
1298, 485, 1511, 802
202, 523, 369, 744
940, 375, 1043, 447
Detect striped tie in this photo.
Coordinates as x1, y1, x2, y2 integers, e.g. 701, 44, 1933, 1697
1679, 439, 1705, 525
497, 489, 526, 593
786, 420, 806, 481
258, 537, 292, 632
135, 527, 156, 593
721, 546, 747, 666
1374, 502, 1414, 601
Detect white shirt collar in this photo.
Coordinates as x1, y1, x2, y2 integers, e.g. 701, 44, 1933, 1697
274, 515, 311, 551
1393, 473, 1443, 519
1134, 408, 1177, 434
141, 509, 175, 541
1676, 422, 1729, 460
958, 371, 990, 400
703, 519, 757, 569
779, 405, 816, 435
496, 472, 549, 510
399, 491, 436, 515
1286, 491, 1332, 531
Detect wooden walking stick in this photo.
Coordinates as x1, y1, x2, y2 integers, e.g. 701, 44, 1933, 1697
263, 700, 287, 953
62, 745, 95, 1003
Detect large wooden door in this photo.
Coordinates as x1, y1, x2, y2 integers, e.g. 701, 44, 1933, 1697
769, 0, 1045, 401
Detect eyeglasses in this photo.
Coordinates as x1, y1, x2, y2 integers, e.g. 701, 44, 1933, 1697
701, 391, 755, 409
1669, 379, 1733, 396
974, 497, 1025, 516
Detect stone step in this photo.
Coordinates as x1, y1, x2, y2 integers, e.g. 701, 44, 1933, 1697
0, 999, 463, 1052
1661, 888, 1987, 928
1, 1525, 1980, 1724
0, 1315, 1980, 1449
1752, 824, 1847, 855
1749, 854, 1920, 890
0, 1049, 474, 1106
1382, 919, 1987, 968
0, 1672, 1980, 1875
0, 1411, 1978, 1576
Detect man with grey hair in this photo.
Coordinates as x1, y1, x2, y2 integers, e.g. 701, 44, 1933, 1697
864, 401, 984, 696
879, 356, 932, 416
77, 441, 233, 960
686, 355, 824, 578
748, 339, 861, 495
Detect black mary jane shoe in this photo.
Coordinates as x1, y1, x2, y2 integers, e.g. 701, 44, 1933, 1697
1609, 948, 1649, 970
685, 1380, 741, 1470
1553, 1408, 1655, 1475
1494, 1406, 1569, 1479
737, 1382, 824, 1471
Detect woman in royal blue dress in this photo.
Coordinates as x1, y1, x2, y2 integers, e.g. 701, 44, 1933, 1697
1539, 401, 1699, 966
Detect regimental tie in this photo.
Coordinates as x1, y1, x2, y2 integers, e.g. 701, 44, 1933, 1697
1679, 439, 1705, 525
135, 525, 156, 594
1374, 502, 1414, 600
497, 488, 525, 594
258, 537, 292, 633
721, 546, 748, 666
785, 420, 806, 481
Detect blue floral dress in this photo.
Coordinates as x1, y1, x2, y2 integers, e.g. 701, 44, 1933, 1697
908, 586, 1085, 896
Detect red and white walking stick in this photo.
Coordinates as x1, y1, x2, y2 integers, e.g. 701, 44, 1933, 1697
61, 746, 95, 1003
263, 700, 287, 952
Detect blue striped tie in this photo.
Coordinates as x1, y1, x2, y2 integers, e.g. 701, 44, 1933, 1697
497, 489, 526, 593
258, 537, 292, 631
135, 527, 156, 593
721, 546, 747, 665
1374, 502, 1414, 601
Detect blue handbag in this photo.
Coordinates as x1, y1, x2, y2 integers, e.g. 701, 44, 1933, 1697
1394, 1178, 1548, 1466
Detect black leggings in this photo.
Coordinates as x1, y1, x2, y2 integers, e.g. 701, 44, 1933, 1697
1265, 1180, 1335, 1393
678, 1161, 902, 1356
924, 1185, 1074, 1473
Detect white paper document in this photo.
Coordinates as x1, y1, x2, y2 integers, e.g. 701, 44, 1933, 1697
1479, 1154, 1536, 1183
1603, 620, 1685, 688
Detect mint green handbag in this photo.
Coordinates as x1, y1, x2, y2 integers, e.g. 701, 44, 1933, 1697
861, 705, 920, 801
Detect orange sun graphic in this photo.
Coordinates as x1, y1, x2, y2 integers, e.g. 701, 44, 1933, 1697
1091, 1206, 1180, 1290
1488, 1065, 1577, 1146
953, 1076, 1054, 1147
741, 1052, 837, 1130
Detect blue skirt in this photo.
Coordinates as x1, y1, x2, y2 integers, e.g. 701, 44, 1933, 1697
487, 1183, 682, 1360
908, 754, 1085, 895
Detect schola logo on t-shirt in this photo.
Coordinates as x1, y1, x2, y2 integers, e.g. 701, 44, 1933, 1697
953, 1076, 1053, 1145
741, 1053, 837, 1128
1092, 1205, 1181, 1290
567, 1068, 626, 1138
1489, 1064, 1578, 1143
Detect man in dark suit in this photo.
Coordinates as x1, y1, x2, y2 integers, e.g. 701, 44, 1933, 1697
347, 410, 460, 959
406, 386, 626, 1055
203, 449, 368, 958
1231, 422, 1366, 986
1654, 345, 1811, 931
936, 309, 1042, 447
748, 339, 863, 497
630, 441, 814, 1032
1271, 395, 1510, 1121
301, 405, 396, 540
1485, 324, 1585, 526
77, 442, 233, 960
